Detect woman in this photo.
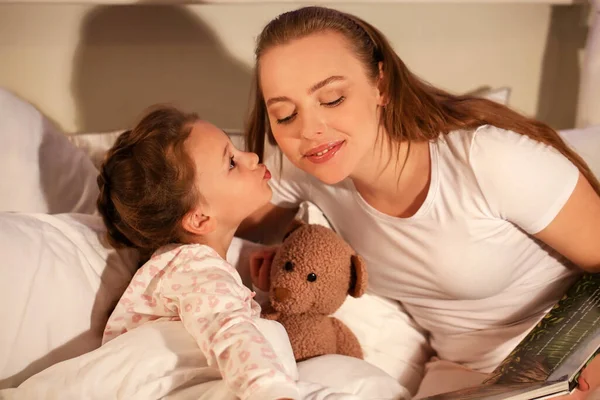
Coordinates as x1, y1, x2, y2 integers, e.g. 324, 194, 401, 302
238, 6, 600, 398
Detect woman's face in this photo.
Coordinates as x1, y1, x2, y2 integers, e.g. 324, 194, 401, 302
259, 31, 385, 185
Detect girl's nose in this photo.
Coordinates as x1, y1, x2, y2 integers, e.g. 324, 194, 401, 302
244, 151, 259, 169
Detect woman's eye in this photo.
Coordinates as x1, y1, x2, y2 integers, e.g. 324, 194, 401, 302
276, 113, 297, 125
229, 156, 236, 170
274, 98, 342, 125
322, 96, 345, 107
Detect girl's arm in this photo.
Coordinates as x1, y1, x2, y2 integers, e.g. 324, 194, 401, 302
158, 252, 299, 400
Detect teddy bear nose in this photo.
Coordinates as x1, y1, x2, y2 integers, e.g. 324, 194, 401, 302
273, 287, 292, 302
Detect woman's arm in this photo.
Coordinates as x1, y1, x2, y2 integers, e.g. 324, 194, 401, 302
469, 126, 600, 272
237, 203, 299, 244
521, 172, 600, 397
534, 172, 600, 273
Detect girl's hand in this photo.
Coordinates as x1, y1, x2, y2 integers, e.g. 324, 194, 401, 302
250, 247, 278, 292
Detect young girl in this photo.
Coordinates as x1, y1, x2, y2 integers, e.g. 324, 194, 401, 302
97, 106, 298, 400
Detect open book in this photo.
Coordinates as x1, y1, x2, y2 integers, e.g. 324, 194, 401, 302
423, 273, 600, 400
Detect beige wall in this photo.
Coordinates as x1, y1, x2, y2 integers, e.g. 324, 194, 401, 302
0, 3, 589, 133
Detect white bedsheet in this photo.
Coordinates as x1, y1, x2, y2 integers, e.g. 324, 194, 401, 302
0, 320, 408, 400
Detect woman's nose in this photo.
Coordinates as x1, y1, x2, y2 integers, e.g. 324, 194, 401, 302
300, 111, 326, 140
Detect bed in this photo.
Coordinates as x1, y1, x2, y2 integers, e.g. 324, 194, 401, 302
0, 88, 414, 399
0, 2, 599, 399
1, 87, 599, 400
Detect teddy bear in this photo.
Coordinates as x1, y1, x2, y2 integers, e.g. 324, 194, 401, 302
261, 219, 368, 362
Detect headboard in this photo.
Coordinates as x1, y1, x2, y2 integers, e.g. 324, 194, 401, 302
0, 0, 596, 134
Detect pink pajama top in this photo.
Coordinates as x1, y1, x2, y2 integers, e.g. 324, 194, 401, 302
102, 243, 298, 400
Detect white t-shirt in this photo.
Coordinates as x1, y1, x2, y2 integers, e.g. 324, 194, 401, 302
265, 124, 581, 373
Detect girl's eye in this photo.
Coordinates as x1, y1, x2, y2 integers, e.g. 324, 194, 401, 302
229, 156, 236, 170
276, 113, 297, 125
322, 96, 345, 107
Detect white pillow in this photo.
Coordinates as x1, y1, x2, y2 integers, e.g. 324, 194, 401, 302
559, 125, 600, 179
466, 86, 512, 106
0, 211, 271, 389
0, 89, 99, 214
298, 355, 410, 400
480, 87, 511, 105
0, 212, 139, 388
67, 130, 122, 171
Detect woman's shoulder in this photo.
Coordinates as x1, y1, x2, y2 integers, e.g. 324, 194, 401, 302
442, 124, 561, 165
444, 124, 521, 148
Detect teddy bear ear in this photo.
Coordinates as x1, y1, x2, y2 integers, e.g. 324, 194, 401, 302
349, 254, 368, 298
282, 218, 306, 241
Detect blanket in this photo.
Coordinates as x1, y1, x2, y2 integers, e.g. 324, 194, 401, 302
0, 320, 408, 400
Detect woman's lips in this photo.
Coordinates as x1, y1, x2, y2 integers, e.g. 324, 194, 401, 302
304, 140, 345, 164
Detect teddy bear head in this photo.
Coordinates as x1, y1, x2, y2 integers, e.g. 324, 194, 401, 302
269, 220, 367, 316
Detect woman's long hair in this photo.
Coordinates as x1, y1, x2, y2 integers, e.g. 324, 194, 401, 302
245, 6, 599, 195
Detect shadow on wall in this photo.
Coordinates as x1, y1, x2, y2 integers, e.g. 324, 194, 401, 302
71, 5, 253, 133
536, 5, 589, 130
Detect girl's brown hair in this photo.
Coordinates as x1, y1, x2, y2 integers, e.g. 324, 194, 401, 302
246, 6, 600, 195
97, 106, 199, 260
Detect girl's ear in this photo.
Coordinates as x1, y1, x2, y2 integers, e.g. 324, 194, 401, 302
182, 206, 216, 236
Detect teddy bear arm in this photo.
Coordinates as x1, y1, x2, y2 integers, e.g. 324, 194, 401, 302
330, 317, 363, 359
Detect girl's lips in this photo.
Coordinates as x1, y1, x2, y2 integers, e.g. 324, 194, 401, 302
263, 166, 271, 180
304, 141, 345, 165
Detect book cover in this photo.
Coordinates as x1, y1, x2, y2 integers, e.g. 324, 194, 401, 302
422, 380, 568, 400
423, 273, 600, 400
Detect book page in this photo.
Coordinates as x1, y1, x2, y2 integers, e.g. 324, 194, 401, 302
486, 274, 600, 384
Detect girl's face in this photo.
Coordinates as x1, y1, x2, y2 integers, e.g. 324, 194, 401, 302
185, 120, 272, 228
259, 31, 385, 185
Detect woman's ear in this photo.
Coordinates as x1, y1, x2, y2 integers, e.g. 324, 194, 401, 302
376, 61, 388, 107
182, 206, 216, 237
